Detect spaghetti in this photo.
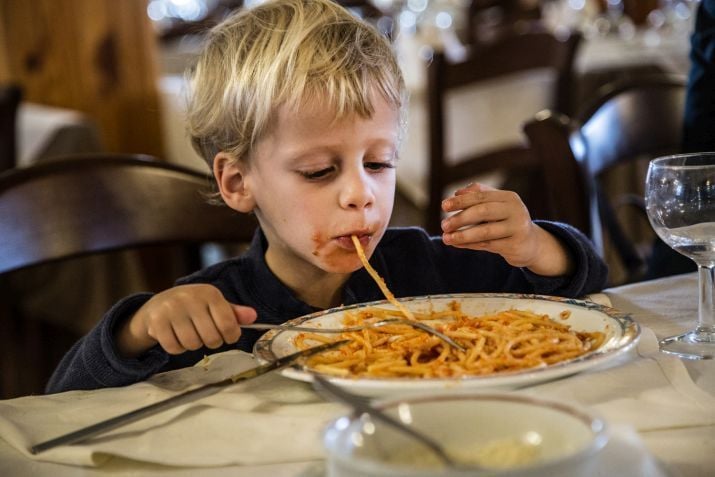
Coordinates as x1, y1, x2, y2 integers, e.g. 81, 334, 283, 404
351, 235, 415, 320
295, 235, 605, 378
294, 303, 605, 379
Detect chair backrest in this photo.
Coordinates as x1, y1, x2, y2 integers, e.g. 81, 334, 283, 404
0, 154, 258, 275
523, 75, 687, 283
424, 24, 581, 234
0, 84, 22, 172
0, 154, 258, 398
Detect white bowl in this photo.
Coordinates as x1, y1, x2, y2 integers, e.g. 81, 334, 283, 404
323, 393, 608, 477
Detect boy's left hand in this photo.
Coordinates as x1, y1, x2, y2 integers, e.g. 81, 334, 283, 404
440, 183, 573, 277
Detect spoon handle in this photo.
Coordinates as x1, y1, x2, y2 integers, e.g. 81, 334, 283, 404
312, 374, 459, 468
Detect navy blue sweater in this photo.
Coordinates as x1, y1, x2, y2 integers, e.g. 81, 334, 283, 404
46, 224, 607, 393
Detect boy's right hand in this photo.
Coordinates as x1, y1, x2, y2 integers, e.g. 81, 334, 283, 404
116, 284, 257, 358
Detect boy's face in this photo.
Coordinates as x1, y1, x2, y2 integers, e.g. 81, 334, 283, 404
226, 94, 399, 281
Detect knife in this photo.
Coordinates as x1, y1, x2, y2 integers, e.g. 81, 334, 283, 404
31, 340, 348, 454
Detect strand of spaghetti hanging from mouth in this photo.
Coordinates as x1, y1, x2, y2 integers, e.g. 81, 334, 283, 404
350, 235, 416, 321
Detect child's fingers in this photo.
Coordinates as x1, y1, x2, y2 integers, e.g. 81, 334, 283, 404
136, 284, 258, 355
233, 305, 258, 325
193, 310, 228, 349
171, 314, 205, 351
453, 182, 479, 196
149, 317, 185, 355
441, 201, 509, 233
453, 182, 496, 196
204, 300, 240, 345
167, 301, 256, 352
442, 188, 516, 213
207, 304, 257, 346
443, 220, 512, 246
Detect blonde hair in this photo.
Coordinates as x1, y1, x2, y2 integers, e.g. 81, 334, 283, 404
187, 0, 407, 168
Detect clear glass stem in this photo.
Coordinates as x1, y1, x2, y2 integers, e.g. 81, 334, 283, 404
697, 265, 715, 335
659, 265, 715, 359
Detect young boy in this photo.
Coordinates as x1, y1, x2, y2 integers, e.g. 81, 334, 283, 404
47, 0, 607, 393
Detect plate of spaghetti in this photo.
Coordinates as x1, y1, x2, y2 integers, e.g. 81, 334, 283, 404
255, 236, 639, 395
252, 292, 640, 396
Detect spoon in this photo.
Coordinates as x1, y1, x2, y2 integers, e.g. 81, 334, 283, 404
312, 374, 470, 469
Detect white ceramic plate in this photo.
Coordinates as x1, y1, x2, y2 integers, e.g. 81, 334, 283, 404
253, 293, 640, 396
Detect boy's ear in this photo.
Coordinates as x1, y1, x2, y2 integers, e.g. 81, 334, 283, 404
213, 152, 256, 213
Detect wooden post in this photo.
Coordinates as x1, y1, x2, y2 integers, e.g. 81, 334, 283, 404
0, 0, 165, 158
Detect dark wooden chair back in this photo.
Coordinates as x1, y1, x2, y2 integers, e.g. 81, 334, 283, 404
523, 75, 687, 283
0, 154, 258, 274
0, 154, 258, 397
0, 84, 22, 172
425, 25, 581, 234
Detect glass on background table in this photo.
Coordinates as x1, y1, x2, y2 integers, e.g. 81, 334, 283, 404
645, 152, 715, 360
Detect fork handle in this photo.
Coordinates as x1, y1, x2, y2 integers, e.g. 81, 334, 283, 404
241, 323, 347, 333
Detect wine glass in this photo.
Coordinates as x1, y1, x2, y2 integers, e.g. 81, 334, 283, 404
645, 152, 715, 360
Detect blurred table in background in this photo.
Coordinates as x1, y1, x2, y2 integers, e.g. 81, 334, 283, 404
154, 27, 692, 211
152, 1, 694, 207
17, 102, 103, 166
393, 24, 692, 209
157, 74, 209, 172
574, 27, 692, 109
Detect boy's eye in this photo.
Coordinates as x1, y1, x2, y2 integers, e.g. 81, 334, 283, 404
300, 167, 335, 180
365, 161, 395, 172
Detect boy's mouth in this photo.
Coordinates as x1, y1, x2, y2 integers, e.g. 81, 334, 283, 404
335, 231, 370, 250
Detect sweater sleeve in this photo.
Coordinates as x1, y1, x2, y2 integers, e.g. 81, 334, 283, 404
524, 220, 609, 297
375, 224, 607, 300
45, 293, 170, 393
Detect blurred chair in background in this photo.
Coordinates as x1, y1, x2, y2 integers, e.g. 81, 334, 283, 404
0, 154, 257, 398
524, 75, 689, 285
0, 83, 21, 172
423, 23, 581, 234
466, 0, 543, 45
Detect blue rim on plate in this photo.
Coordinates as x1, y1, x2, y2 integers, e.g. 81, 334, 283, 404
253, 293, 640, 396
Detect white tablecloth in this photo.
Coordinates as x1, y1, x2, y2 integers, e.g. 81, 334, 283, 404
0, 272, 712, 477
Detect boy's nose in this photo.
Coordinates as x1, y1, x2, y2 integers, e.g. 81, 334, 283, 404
339, 170, 374, 209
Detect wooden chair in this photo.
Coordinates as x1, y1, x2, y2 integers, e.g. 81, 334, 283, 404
424, 24, 581, 234
0, 154, 258, 397
523, 75, 687, 284
0, 84, 22, 172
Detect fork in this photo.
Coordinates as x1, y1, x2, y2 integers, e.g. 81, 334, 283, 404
241, 318, 466, 352
312, 374, 467, 469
